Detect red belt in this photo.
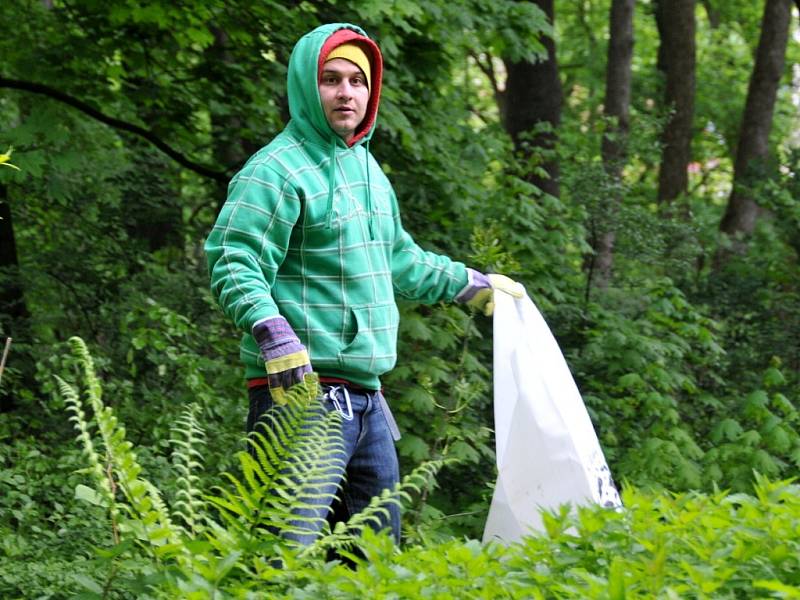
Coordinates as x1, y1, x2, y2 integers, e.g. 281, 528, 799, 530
247, 376, 380, 393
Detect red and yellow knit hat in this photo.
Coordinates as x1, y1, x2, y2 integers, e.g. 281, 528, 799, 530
318, 28, 383, 146
324, 42, 372, 89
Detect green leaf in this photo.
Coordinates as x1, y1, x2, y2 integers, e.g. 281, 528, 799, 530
608, 556, 627, 600
74, 484, 104, 506
397, 434, 430, 462
763, 367, 786, 388
753, 580, 800, 598
73, 574, 103, 594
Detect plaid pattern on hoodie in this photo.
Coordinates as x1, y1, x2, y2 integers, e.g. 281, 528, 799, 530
205, 23, 468, 390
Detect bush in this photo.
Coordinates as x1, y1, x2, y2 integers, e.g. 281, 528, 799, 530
286, 477, 800, 599
3, 337, 798, 599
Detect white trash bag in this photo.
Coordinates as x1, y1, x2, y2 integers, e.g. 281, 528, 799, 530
483, 288, 621, 544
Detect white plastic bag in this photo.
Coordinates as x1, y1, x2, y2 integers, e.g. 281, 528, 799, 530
483, 289, 621, 544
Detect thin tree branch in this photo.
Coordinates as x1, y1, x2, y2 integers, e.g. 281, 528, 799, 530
0, 337, 11, 386
700, 0, 721, 28
469, 51, 500, 97
0, 77, 229, 182
468, 51, 506, 124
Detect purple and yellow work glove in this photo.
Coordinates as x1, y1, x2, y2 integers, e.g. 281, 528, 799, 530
252, 316, 313, 404
457, 268, 525, 316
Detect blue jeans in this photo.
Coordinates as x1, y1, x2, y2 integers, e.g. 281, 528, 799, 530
247, 383, 401, 545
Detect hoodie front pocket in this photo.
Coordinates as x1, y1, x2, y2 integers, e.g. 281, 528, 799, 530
338, 302, 399, 375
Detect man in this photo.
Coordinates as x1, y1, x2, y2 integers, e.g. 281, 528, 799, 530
205, 23, 520, 544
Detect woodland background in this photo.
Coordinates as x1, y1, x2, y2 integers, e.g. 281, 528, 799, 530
1, 0, 800, 597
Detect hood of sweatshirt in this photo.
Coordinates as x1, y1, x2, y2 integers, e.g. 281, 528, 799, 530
287, 23, 383, 149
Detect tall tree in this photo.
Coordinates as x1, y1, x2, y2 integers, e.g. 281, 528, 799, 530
654, 0, 696, 205
589, 0, 636, 290
0, 184, 28, 331
718, 0, 793, 242
503, 0, 562, 199
0, 183, 29, 412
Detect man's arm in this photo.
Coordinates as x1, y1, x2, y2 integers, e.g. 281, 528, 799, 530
387, 190, 523, 314
205, 160, 312, 399
205, 161, 300, 332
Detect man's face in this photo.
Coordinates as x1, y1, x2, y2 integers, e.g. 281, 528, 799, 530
319, 58, 369, 143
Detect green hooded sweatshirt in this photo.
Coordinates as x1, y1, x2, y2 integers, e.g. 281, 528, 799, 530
205, 23, 469, 390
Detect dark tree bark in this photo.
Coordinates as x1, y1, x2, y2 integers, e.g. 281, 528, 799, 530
719, 0, 792, 240
0, 185, 29, 331
503, 0, 562, 199
700, 0, 721, 28
602, 0, 635, 169
0, 184, 30, 413
589, 0, 636, 291
654, 0, 696, 204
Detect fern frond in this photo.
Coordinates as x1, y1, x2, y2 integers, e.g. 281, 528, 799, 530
58, 374, 120, 527
206, 378, 346, 550
169, 403, 207, 535
306, 459, 449, 558
63, 337, 183, 558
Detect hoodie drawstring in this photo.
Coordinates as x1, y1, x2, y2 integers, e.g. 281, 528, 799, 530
325, 140, 337, 229
365, 140, 374, 240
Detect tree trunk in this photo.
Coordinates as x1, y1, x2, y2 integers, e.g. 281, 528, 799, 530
590, 0, 636, 290
719, 0, 792, 240
503, 0, 562, 199
0, 184, 30, 413
654, 0, 696, 205
0, 184, 29, 331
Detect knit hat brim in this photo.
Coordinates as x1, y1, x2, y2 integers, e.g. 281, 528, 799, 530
324, 42, 371, 89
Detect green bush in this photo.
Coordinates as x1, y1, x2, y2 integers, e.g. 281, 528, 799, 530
283, 477, 800, 599
4, 337, 799, 599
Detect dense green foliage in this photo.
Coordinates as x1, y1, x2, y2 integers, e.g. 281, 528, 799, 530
1, 0, 799, 596
6, 338, 799, 598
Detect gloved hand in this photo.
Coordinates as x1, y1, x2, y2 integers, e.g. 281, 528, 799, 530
458, 269, 525, 316
253, 316, 313, 404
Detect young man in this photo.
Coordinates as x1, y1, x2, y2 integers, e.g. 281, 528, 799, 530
205, 23, 520, 544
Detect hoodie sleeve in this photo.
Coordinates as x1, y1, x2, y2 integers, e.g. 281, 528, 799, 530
205, 160, 301, 333
388, 189, 469, 304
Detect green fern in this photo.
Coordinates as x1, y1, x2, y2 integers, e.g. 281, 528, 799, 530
170, 402, 207, 535
308, 459, 449, 560
58, 373, 121, 541
59, 337, 183, 560
58, 337, 452, 595
207, 376, 347, 550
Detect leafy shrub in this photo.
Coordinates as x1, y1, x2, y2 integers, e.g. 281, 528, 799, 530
277, 477, 800, 599
566, 277, 799, 495
4, 336, 797, 599
574, 278, 725, 490
48, 337, 443, 598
